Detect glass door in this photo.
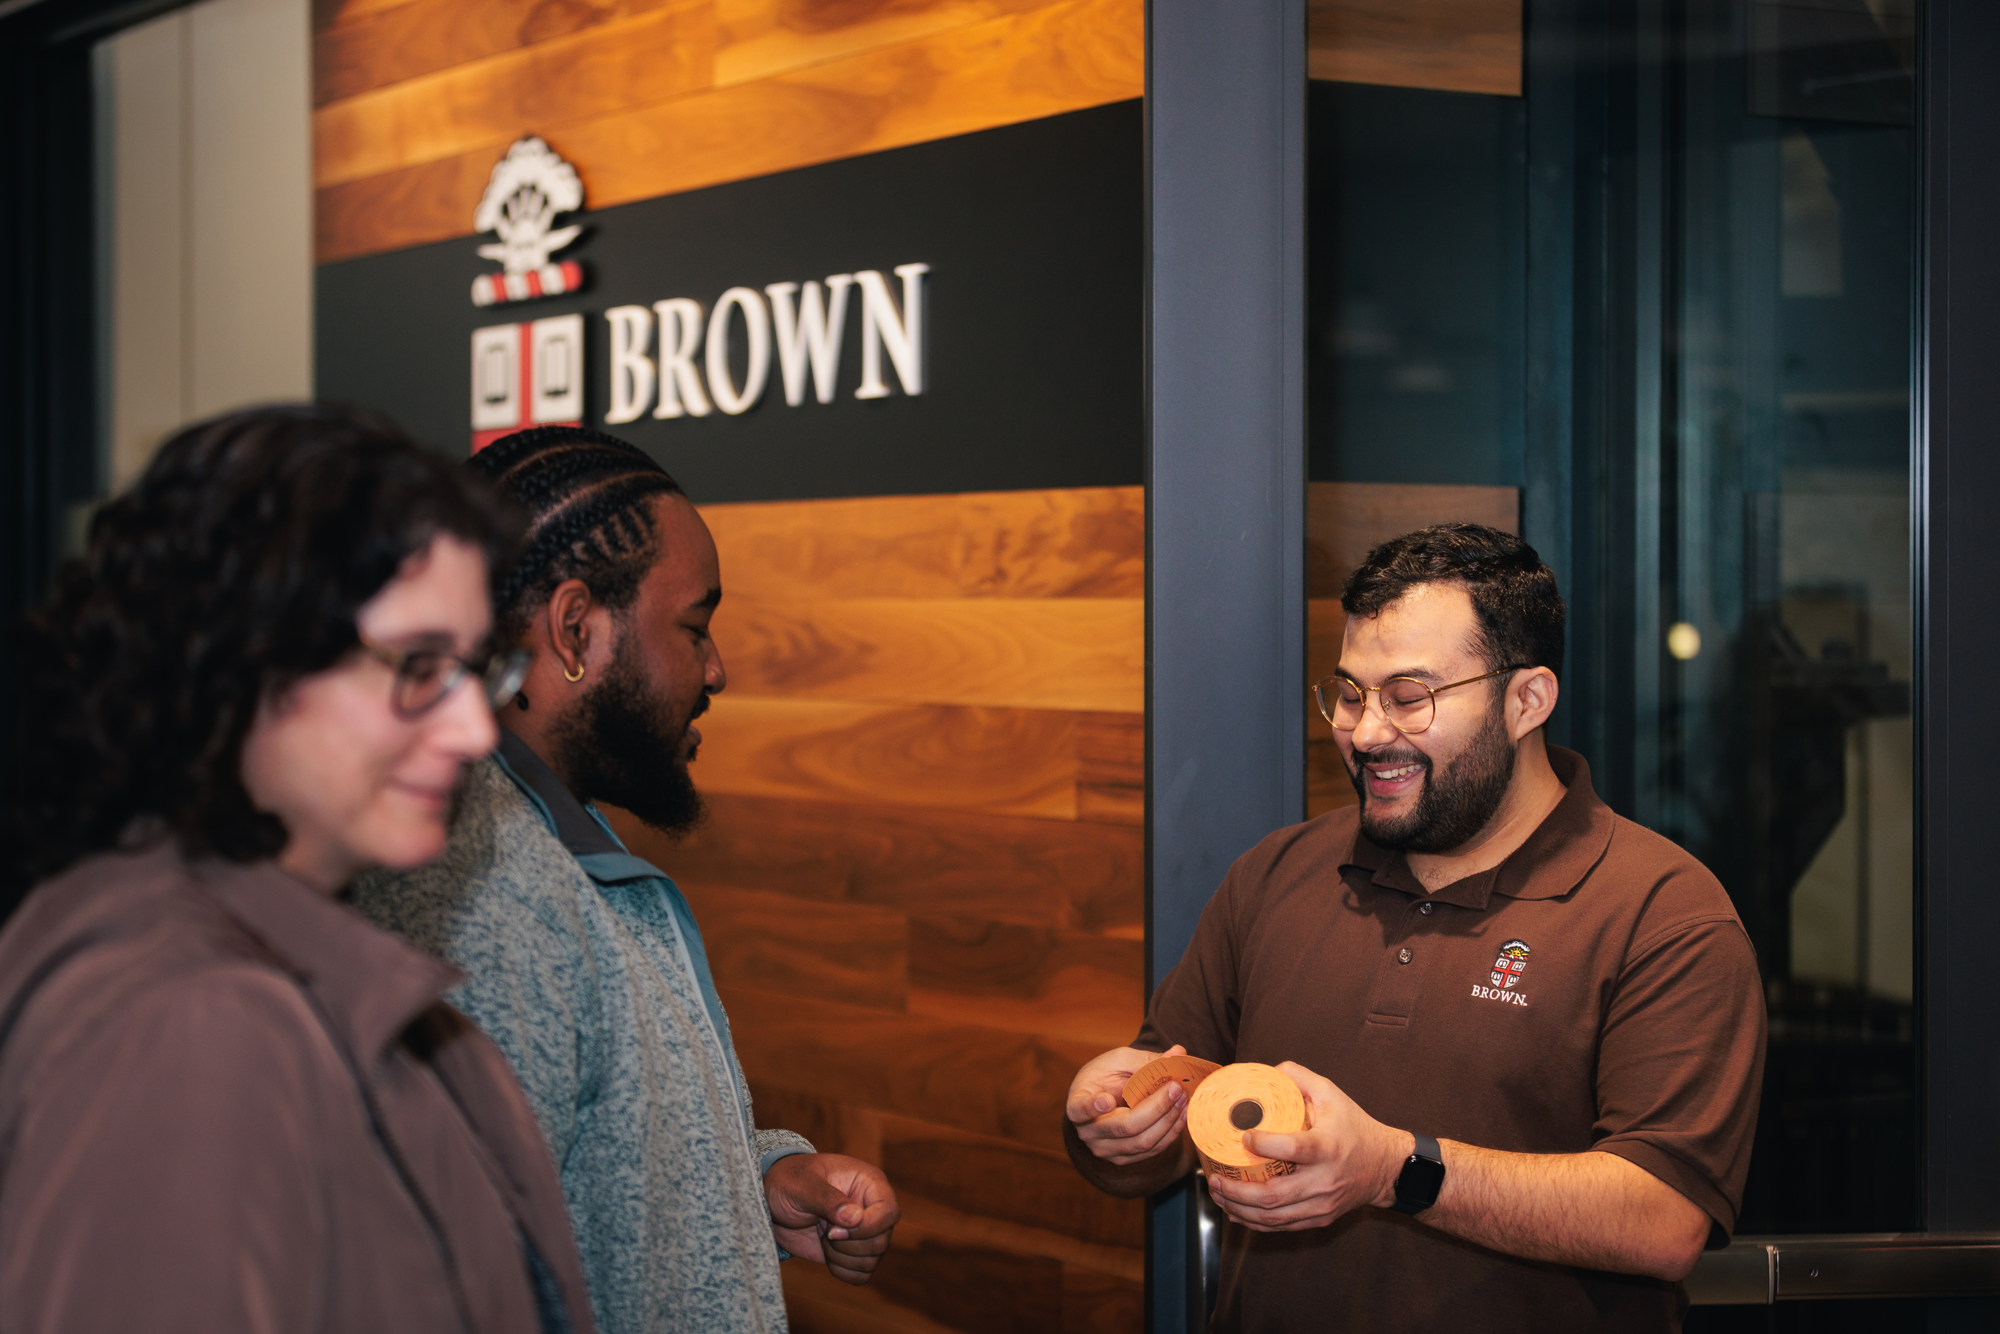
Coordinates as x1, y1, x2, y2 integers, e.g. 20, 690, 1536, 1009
1300, 1, 1982, 1325
1660, 0, 1917, 1247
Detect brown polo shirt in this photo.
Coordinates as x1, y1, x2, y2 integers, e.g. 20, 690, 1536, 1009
1136, 747, 1765, 1333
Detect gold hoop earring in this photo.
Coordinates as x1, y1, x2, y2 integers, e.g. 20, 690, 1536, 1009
564, 660, 585, 683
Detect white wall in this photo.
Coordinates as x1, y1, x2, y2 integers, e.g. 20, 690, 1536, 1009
95, 0, 311, 493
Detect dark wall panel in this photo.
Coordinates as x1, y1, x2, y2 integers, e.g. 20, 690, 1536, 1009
317, 101, 1142, 504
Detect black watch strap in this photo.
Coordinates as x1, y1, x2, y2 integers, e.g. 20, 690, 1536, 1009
1390, 1132, 1445, 1215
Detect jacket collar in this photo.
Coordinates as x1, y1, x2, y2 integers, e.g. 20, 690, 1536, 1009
1340, 745, 1616, 910
493, 730, 666, 886
191, 855, 462, 1066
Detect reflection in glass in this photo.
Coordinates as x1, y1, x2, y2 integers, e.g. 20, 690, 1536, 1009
1306, 0, 1915, 1237
1670, 0, 1914, 1235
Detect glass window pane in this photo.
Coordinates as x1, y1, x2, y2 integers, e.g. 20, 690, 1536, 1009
1669, 0, 1916, 1235
1307, 0, 1917, 1236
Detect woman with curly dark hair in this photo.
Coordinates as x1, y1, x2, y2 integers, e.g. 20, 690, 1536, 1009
0, 406, 598, 1334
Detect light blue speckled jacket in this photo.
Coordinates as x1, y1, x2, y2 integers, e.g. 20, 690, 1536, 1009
353, 732, 811, 1334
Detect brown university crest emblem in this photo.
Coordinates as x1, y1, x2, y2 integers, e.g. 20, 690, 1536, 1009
1490, 939, 1531, 989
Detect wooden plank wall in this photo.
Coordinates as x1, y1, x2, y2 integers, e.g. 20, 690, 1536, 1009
309, 0, 1529, 266
1308, 0, 1522, 97
609, 487, 1146, 1333
310, 4, 1528, 1329
1306, 482, 1520, 817
312, 0, 1145, 263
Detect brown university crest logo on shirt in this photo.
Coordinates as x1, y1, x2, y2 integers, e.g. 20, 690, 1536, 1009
1490, 939, 1530, 988
1472, 940, 1532, 1006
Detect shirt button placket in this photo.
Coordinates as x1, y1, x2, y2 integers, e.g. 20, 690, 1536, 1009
1367, 897, 1436, 1022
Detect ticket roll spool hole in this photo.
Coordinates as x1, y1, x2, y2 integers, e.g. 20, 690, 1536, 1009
1123, 1055, 1310, 1183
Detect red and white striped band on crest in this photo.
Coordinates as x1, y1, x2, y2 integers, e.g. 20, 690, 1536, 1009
471, 260, 584, 307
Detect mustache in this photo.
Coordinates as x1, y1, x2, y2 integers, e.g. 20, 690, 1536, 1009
1349, 743, 1430, 772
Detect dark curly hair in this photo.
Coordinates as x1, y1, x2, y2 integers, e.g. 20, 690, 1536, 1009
9, 404, 522, 889
467, 426, 685, 645
1341, 523, 1566, 681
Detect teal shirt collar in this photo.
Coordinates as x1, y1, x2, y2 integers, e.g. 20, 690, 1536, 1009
489, 732, 738, 1088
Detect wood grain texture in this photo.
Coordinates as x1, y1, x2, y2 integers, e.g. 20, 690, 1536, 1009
318, 152, 501, 262
869, 1223, 1064, 1334
677, 883, 909, 1010
902, 1189, 1140, 1282
783, 1238, 1141, 1334
784, 1260, 966, 1334
1073, 709, 1141, 826
890, 1200, 1140, 1290
747, 1081, 855, 1158
1308, 596, 1346, 700
880, 1114, 1143, 1253
719, 983, 1097, 1152
713, 597, 1142, 712
905, 915, 1142, 1047
1074, 711, 1140, 785
1075, 783, 1142, 827
562, 0, 1141, 178
316, 0, 415, 29
315, 0, 1142, 261
1061, 1267, 1144, 1334
314, 0, 691, 105
745, 1083, 1144, 1265
713, 0, 1053, 88
1308, 0, 1521, 96
1307, 480, 1520, 599
1308, 596, 1355, 818
315, 2, 716, 189
607, 791, 1144, 933
700, 487, 1143, 601
694, 696, 1079, 819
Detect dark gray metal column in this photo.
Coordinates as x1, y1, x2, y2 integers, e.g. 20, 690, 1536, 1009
1144, 2, 1305, 1329
1921, 0, 2000, 1244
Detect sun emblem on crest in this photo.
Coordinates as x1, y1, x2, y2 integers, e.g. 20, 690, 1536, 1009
470, 137, 587, 307
1490, 939, 1530, 989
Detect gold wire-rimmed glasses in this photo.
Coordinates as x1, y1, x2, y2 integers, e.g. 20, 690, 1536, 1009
359, 637, 532, 719
1312, 665, 1530, 735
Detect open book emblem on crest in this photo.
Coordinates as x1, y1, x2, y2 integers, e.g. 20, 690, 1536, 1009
471, 137, 587, 307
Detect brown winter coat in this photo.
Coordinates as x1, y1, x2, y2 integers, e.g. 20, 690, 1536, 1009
0, 842, 597, 1334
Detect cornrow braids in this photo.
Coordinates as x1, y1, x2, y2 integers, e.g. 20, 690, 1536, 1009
469, 426, 686, 644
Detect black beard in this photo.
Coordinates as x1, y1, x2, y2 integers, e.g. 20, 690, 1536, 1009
550, 631, 707, 838
1348, 700, 1515, 854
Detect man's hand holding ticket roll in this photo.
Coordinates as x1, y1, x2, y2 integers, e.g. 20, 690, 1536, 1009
1061, 533, 1767, 1329
1202, 1060, 1713, 1278
1202, 1062, 1411, 1230
1065, 1044, 1196, 1172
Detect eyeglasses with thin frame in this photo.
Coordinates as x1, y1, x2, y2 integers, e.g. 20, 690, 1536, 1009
359, 638, 532, 719
1313, 665, 1531, 735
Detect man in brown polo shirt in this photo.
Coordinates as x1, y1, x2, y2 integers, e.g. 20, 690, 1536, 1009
1064, 524, 1765, 1332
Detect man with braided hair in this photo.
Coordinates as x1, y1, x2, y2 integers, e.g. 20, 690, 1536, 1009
355, 427, 898, 1334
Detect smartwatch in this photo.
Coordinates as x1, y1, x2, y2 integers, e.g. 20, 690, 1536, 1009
1390, 1132, 1445, 1215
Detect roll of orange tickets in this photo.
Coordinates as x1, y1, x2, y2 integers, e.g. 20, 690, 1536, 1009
1185, 1062, 1310, 1182
1122, 1053, 1220, 1109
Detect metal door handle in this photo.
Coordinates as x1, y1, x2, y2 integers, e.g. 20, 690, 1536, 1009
1688, 1235, 2000, 1304
1192, 1210, 2000, 1312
